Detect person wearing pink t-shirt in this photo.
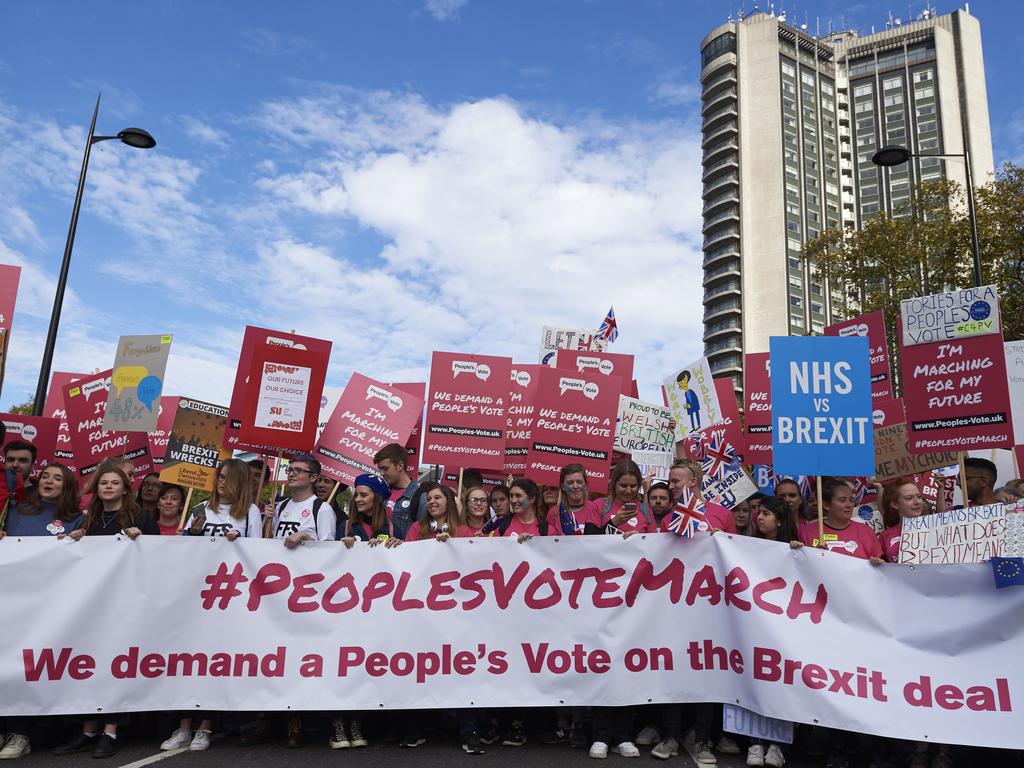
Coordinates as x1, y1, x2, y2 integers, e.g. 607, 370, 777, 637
457, 486, 490, 537
878, 477, 927, 563
479, 478, 549, 539
545, 463, 597, 535
666, 459, 737, 534
405, 484, 460, 542
155, 484, 186, 536
794, 477, 883, 562
587, 460, 656, 535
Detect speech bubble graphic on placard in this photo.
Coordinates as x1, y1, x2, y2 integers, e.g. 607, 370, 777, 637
872, 408, 885, 426
452, 361, 477, 378
137, 375, 163, 412
839, 323, 870, 338
598, 360, 614, 375
20, 425, 37, 442
112, 366, 148, 397
559, 377, 586, 396
475, 364, 491, 381
576, 356, 599, 372
583, 382, 600, 400
366, 385, 404, 412
513, 369, 531, 387
81, 378, 110, 400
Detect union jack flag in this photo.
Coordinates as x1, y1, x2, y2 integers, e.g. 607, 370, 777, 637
701, 432, 738, 481
596, 306, 619, 343
683, 431, 709, 461
667, 488, 707, 538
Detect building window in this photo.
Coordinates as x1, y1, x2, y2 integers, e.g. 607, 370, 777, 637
701, 33, 736, 68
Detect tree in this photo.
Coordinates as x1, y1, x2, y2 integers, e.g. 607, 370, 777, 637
6, 397, 34, 415
801, 163, 1024, 394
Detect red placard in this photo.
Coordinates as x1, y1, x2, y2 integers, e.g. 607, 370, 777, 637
899, 330, 1014, 453
42, 371, 87, 473
871, 398, 905, 429
440, 469, 507, 491
238, 343, 330, 452
393, 382, 426, 477
316, 373, 424, 485
743, 352, 772, 465
554, 350, 634, 396
422, 351, 512, 472
525, 366, 619, 489
62, 370, 153, 488
147, 395, 179, 467
0, 413, 60, 479
505, 364, 542, 476
826, 311, 893, 400
225, 326, 333, 454
713, 377, 745, 457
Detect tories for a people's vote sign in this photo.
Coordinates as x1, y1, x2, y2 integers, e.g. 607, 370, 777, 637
423, 352, 511, 472
0, 414, 59, 479
505, 365, 541, 476
555, 350, 634, 396
316, 374, 424, 485
770, 336, 874, 476
826, 311, 893, 401
743, 352, 772, 465
899, 287, 1014, 453
526, 367, 619, 488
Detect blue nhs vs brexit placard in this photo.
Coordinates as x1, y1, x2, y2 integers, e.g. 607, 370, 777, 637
770, 335, 874, 476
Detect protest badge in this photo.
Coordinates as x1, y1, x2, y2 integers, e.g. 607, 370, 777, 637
826, 311, 893, 400
722, 704, 793, 745
899, 504, 1006, 564
526, 366, 619, 488
393, 382, 426, 477
505, 365, 541, 476
62, 370, 153, 488
1005, 341, 1024, 445
0, 414, 60, 479
423, 352, 512, 472
224, 327, 333, 455
238, 341, 330, 453
102, 334, 173, 432
315, 373, 424, 485
538, 326, 606, 366
743, 352, 773, 465
614, 396, 673, 460
158, 399, 232, 491
770, 336, 874, 476
663, 356, 722, 441
316, 386, 343, 441
147, 396, 178, 468
899, 287, 1014, 453
714, 377, 746, 457
42, 371, 87, 472
555, 350, 634, 396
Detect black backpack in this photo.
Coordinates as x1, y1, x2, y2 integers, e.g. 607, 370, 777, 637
277, 497, 326, 538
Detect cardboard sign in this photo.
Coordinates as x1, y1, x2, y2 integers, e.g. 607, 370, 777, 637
874, 421, 961, 482
743, 352, 772, 465
62, 370, 153, 487
614, 395, 673, 458
722, 704, 793, 745
900, 316, 1014, 453
771, 336, 874, 476
826, 310, 893, 400
393, 382, 426, 477
159, 398, 232, 491
0, 414, 60, 479
147, 396, 179, 468
224, 327, 333, 455
663, 356, 722, 440
539, 326, 606, 366
102, 334, 173, 432
526, 366, 619, 488
899, 504, 1006, 564
555, 350, 634, 396
1005, 341, 1024, 445
423, 352, 512, 472
901, 284, 1001, 346
315, 373, 424, 485
505, 365, 542, 476
42, 371, 87, 473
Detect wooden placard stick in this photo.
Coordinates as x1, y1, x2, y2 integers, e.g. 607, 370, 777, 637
816, 475, 824, 547
264, 449, 284, 538
176, 487, 194, 532
326, 480, 340, 505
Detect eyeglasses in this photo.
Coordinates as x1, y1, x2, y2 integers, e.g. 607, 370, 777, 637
468, 498, 488, 505
286, 467, 314, 475
142, 481, 162, 489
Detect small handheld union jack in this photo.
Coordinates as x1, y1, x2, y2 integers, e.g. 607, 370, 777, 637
596, 306, 619, 343
701, 432, 738, 482
667, 488, 708, 538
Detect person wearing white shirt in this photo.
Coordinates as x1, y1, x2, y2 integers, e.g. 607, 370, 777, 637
266, 454, 336, 547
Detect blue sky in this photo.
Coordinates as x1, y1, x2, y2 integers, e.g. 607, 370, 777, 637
2, 0, 1021, 410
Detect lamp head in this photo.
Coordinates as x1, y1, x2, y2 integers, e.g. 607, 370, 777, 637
116, 128, 156, 149
871, 145, 912, 167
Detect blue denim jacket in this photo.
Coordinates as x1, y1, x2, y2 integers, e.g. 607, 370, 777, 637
389, 479, 420, 539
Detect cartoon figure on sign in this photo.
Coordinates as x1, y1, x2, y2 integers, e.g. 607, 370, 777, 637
676, 370, 701, 430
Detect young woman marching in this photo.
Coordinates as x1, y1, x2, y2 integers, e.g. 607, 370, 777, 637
458, 486, 491, 537
793, 478, 883, 563
183, 458, 262, 540
545, 463, 597, 535
154, 484, 186, 536
878, 478, 925, 563
136, 472, 162, 519
589, 460, 656, 536
406, 484, 460, 541
489, 485, 511, 520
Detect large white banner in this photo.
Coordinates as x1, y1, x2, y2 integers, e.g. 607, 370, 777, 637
0, 535, 1020, 749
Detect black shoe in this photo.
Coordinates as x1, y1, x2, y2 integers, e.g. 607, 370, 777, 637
53, 732, 99, 755
543, 728, 568, 744
569, 722, 588, 749
462, 731, 486, 755
92, 734, 118, 759
502, 724, 526, 747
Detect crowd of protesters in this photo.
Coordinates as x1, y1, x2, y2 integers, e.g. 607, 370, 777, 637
0, 429, 1018, 767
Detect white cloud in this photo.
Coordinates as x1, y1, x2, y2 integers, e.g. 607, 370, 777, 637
237, 27, 322, 58
179, 116, 230, 149
424, 0, 467, 21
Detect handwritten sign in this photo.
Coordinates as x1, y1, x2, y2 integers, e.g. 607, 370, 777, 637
901, 284, 1001, 345
538, 326, 606, 366
899, 504, 1006, 564
874, 421, 961, 482
614, 395, 673, 457
663, 356, 721, 440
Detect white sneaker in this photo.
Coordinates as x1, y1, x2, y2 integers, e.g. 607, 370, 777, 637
747, 744, 765, 766
189, 730, 212, 751
652, 737, 679, 760
635, 726, 661, 746
613, 742, 640, 758
160, 729, 191, 751
590, 741, 609, 759
685, 740, 717, 765
0, 734, 30, 759
765, 744, 785, 767
717, 735, 741, 754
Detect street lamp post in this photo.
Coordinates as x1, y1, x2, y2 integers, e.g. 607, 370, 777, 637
31, 95, 156, 416
870, 143, 982, 287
